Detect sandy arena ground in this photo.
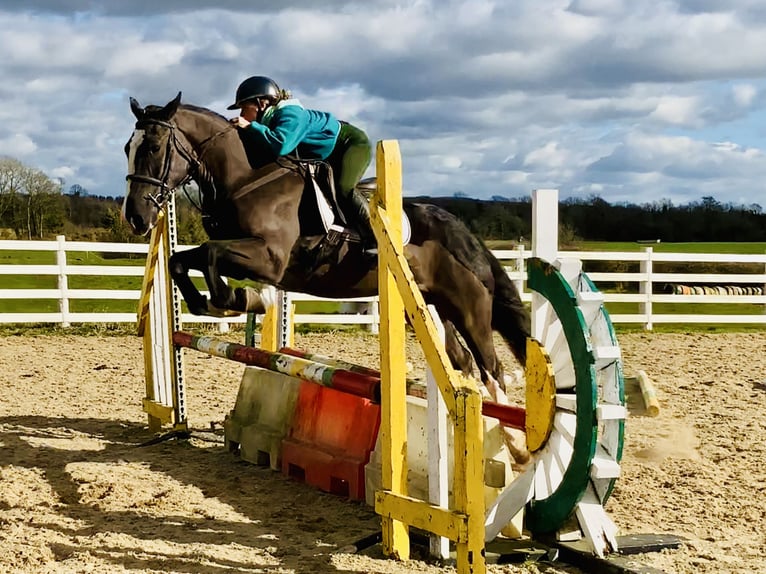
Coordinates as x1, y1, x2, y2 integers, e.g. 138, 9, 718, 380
0, 329, 764, 574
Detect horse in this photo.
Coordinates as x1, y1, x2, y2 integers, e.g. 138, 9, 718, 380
122, 92, 531, 405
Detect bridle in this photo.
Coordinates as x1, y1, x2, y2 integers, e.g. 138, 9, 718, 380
125, 118, 232, 209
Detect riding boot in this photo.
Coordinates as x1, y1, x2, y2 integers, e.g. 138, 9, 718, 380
347, 189, 376, 250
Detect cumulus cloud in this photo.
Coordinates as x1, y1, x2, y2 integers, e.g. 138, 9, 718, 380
0, 0, 765, 206
0, 134, 37, 157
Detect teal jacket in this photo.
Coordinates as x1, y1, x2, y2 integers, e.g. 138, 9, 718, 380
247, 99, 340, 160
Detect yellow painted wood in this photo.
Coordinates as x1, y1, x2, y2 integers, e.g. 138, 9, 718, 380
376, 491, 468, 542
525, 338, 556, 452
286, 303, 295, 348
375, 140, 410, 561
373, 139, 485, 574
373, 209, 467, 413
142, 398, 174, 425
142, 329, 161, 432
137, 212, 164, 336
453, 387, 487, 573
140, 218, 165, 431
259, 299, 295, 350
260, 304, 278, 352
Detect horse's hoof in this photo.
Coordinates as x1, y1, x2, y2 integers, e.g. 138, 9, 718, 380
187, 300, 210, 316
511, 460, 532, 473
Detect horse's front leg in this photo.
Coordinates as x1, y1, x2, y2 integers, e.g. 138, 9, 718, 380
168, 245, 209, 315
171, 238, 287, 316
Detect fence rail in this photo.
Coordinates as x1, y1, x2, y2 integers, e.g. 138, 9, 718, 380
1, 237, 765, 329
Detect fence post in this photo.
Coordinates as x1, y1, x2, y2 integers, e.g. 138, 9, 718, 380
640, 247, 653, 331
515, 243, 525, 294
369, 300, 380, 335
531, 189, 558, 339
56, 235, 70, 328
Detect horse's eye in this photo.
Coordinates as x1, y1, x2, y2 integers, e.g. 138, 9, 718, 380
151, 145, 161, 153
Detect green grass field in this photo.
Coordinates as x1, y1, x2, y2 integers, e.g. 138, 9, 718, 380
1, 243, 764, 332
575, 241, 766, 254
485, 239, 766, 254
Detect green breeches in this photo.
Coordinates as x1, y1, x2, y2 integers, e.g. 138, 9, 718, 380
327, 122, 372, 197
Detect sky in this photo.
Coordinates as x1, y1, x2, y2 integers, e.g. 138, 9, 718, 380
2, 0, 766, 207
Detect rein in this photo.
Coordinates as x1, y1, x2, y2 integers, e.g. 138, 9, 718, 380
126, 118, 234, 209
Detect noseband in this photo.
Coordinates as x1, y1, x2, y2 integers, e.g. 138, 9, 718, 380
126, 118, 231, 208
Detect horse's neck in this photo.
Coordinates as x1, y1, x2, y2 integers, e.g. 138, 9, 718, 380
176, 108, 305, 210
178, 110, 252, 194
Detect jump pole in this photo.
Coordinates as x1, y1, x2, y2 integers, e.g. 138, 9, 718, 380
636, 370, 660, 417
173, 330, 526, 428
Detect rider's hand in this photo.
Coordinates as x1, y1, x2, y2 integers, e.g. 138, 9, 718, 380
230, 116, 251, 128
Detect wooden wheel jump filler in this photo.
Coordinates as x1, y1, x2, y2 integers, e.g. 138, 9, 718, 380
486, 255, 626, 557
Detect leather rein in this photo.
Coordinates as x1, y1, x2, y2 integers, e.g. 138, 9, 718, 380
125, 118, 233, 209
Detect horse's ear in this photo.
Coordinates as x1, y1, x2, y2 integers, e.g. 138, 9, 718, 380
129, 97, 144, 120
159, 92, 182, 121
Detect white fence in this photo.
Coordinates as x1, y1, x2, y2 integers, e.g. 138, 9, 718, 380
1, 237, 765, 330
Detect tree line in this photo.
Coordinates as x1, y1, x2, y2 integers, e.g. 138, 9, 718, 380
0, 157, 206, 244
416, 194, 766, 244
1, 155, 764, 245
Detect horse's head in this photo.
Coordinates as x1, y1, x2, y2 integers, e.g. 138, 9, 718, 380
123, 92, 193, 235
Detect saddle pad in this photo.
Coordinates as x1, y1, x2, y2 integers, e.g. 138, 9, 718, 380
312, 179, 411, 247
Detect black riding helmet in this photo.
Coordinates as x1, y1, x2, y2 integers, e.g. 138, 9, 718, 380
227, 76, 281, 110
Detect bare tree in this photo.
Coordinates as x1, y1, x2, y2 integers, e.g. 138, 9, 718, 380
0, 157, 25, 228
18, 167, 65, 239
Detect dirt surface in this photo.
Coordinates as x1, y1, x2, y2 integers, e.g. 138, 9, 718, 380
1, 330, 765, 573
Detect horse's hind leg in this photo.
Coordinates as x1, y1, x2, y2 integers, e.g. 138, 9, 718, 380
440, 290, 531, 467
412, 246, 503, 388
443, 320, 473, 377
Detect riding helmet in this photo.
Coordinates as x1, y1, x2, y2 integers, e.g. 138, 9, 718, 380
227, 76, 281, 109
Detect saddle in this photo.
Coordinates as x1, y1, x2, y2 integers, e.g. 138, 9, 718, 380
298, 161, 411, 245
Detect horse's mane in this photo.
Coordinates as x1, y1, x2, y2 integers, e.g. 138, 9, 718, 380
142, 102, 228, 125
180, 103, 229, 124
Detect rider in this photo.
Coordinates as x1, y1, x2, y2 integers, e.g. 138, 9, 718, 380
227, 75, 375, 247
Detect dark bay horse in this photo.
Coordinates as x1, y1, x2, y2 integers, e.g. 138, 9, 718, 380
123, 92, 530, 394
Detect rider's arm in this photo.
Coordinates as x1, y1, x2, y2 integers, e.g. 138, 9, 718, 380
247, 106, 309, 157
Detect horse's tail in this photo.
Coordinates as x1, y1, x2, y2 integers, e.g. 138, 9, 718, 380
488, 249, 530, 366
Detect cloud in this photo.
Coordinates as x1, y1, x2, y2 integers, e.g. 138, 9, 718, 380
0, 1, 765, 208
732, 83, 757, 107
0, 134, 37, 156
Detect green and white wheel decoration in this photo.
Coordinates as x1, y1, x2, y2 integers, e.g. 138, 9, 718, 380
485, 257, 625, 557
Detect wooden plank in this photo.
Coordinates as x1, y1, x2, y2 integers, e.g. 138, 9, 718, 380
555, 394, 577, 412
594, 345, 621, 370
484, 467, 535, 542
597, 404, 627, 420
376, 491, 467, 542
426, 306, 450, 560
141, 398, 174, 425
376, 139, 410, 562
574, 484, 618, 558
590, 445, 621, 480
